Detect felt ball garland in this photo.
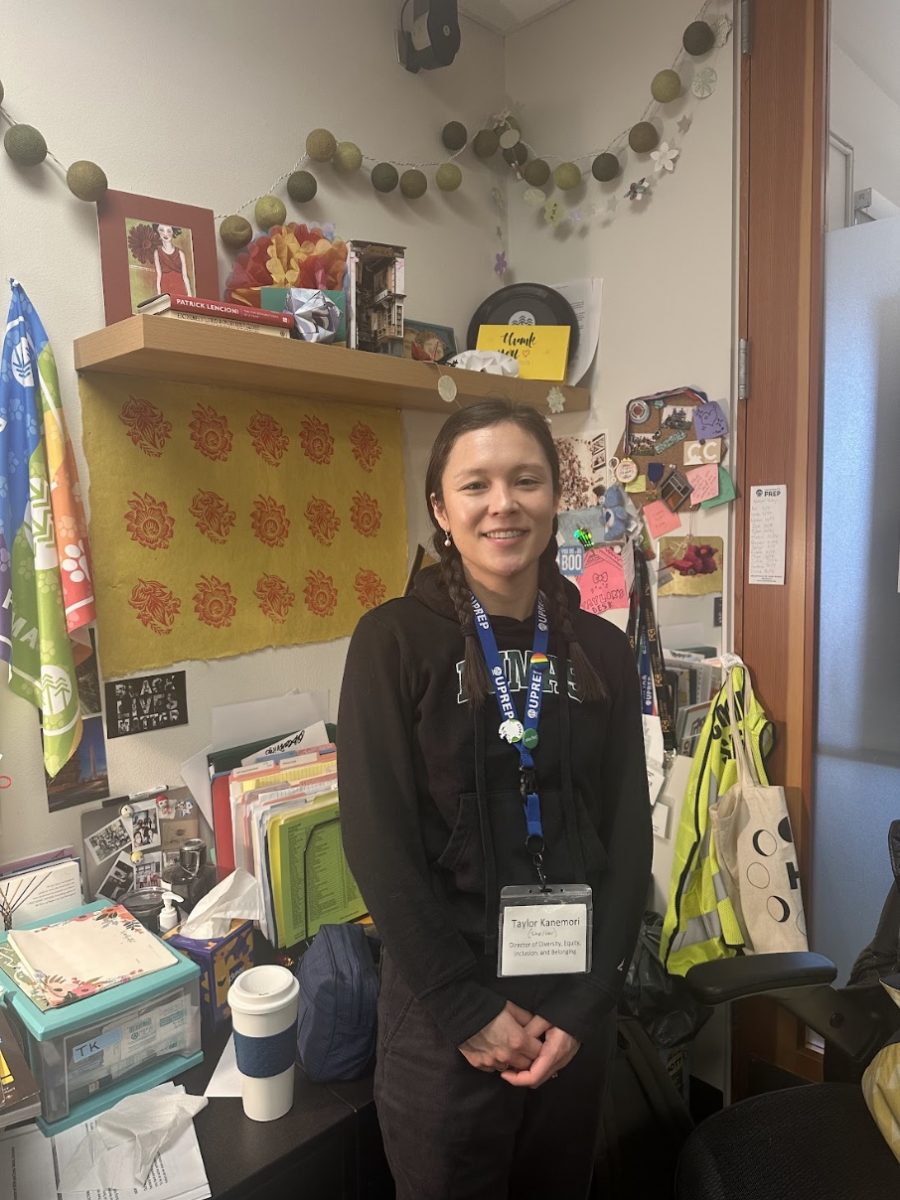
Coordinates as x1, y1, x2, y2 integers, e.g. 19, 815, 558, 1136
0, 5, 725, 244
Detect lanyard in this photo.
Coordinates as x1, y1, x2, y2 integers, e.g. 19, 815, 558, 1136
626, 548, 677, 754
471, 593, 550, 885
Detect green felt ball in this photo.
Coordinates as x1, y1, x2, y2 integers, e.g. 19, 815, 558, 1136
306, 128, 337, 162
66, 160, 108, 202
683, 20, 715, 56
4, 124, 47, 167
503, 142, 528, 167
371, 162, 399, 193
472, 128, 499, 159
436, 162, 462, 192
219, 215, 253, 250
334, 141, 362, 172
591, 152, 621, 182
287, 170, 317, 203
628, 121, 659, 153
441, 121, 468, 151
255, 194, 287, 230
553, 161, 582, 191
400, 169, 427, 199
651, 68, 683, 103
523, 158, 551, 187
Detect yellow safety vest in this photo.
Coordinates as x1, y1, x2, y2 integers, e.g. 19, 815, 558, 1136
660, 666, 774, 975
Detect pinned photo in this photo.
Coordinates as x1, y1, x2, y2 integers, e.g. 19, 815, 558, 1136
85, 814, 132, 865
128, 800, 161, 851
96, 852, 135, 903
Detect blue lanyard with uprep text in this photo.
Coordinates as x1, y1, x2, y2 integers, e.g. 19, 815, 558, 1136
470, 593, 550, 884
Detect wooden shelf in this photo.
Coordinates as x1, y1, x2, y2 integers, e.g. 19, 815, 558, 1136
73, 316, 590, 415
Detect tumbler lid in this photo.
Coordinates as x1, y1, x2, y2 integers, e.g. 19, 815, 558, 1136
227, 964, 298, 1016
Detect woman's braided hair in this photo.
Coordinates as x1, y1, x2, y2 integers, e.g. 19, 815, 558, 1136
425, 400, 607, 706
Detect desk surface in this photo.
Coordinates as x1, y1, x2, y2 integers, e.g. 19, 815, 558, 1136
180, 1030, 393, 1200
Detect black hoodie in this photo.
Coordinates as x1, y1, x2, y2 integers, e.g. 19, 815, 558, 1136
337, 565, 651, 1048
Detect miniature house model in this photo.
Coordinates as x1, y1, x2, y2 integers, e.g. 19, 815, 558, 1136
347, 241, 406, 354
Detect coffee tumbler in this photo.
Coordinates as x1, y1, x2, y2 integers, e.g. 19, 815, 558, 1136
228, 965, 300, 1121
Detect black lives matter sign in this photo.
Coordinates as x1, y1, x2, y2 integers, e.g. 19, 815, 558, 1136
104, 671, 188, 738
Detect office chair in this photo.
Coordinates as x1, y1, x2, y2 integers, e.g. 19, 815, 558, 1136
676, 821, 900, 1200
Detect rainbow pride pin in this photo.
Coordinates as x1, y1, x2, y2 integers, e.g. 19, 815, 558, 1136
531, 652, 550, 673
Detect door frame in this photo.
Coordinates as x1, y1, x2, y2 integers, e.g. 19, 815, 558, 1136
731, 0, 828, 1089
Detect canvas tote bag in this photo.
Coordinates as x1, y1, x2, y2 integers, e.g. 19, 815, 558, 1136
709, 673, 809, 954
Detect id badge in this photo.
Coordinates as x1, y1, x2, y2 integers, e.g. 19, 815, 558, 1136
497, 884, 592, 977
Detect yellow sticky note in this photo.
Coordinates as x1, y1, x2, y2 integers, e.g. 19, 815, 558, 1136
475, 324, 570, 381
625, 475, 647, 493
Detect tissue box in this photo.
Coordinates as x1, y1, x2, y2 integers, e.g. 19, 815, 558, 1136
165, 919, 254, 1028
0, 901, 202, 1136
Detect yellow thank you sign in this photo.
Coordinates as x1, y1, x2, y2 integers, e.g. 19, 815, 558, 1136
475, 324, 570, 381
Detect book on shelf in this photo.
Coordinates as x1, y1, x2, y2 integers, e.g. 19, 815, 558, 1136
137, 293, 294, 330
0, 1008, 42, 1129
157, 311, 290, 338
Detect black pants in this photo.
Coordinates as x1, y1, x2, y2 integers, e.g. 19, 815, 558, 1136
375, 953, 616, 1200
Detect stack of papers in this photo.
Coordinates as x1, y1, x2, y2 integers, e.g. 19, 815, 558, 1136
6, 905, 177, 1009
0, 1083, 210, 1200
229, 743, 365, 947
0, 849, 83, 930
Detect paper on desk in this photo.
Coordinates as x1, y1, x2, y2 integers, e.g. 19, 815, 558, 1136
0, 1083, 210, 1200
56, 1083, 207, 1190
204, 1033, 242, 1098
210, 692, 328, 753
553, 278, 603, 386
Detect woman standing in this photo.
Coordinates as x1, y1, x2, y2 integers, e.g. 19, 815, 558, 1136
338, 401, 651, 1200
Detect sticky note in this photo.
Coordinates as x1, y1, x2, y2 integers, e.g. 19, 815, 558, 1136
643, 499, 682, 540
625, 474, 647, 493
577, 546, 629, 616
687, 464, 720, 505
700, 466, 736, 508
693, 401, 728, 441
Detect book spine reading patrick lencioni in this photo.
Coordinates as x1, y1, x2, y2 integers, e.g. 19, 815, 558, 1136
137, 293, 294, 328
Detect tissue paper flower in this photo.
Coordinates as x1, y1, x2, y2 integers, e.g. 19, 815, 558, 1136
224, 222, 348, 306
547, 387, 567, 414
651, 143, 680, 174
625, 177, 650, 202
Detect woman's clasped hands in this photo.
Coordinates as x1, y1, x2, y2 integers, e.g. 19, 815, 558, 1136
458, 1000, 581, 1089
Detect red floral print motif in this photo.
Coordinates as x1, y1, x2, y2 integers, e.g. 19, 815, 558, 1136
303, 570, 338, 618
304, 497, 340, 546
250, 496, 290, 547
193, 575, 237, 628
298, 415, 334, 465
189, 490, 236, 544
254, 573, 296, 622
354, 569, 386, 609
119, 396, 172, 458
189, 404, 233, 462
247, 411, 290, 467
350, 422, 382, 472
128, 579, 181, 635
124, 492, 175, 550
349, 491, 382, 538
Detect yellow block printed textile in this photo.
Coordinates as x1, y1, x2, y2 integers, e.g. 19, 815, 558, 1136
862, 978, 900, 1164
79, 374, 407, 676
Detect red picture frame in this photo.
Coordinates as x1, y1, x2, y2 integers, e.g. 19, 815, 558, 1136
96, 189, 220, 325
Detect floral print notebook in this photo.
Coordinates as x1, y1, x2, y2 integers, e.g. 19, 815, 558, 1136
6, 905, 177, 1008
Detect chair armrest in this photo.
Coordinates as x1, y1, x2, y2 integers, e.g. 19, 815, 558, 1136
685, 953, 837, 1004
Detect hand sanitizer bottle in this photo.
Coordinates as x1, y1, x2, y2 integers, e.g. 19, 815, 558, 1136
159, 891, 184, 934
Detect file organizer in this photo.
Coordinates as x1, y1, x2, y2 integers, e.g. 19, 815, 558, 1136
0, 900, 203, 1134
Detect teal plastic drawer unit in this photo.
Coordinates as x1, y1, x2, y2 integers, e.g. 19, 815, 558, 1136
0, 901, 203, 1134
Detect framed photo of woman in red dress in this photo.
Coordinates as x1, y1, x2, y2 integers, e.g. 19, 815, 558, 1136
97, 190, 219, 324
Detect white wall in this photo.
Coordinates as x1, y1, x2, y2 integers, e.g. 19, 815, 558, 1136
504, 0, 735, 651
830, 40, 900, 213
0, 0, 736, 867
